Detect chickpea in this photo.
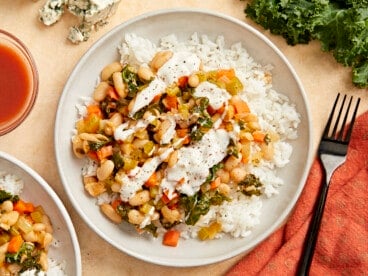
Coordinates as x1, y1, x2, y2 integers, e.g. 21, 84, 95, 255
216, 169, 230, 184
230, 167, 247, 183
218, 183, 231, 196
188, 74, 200, 87
224, 155, 241, 172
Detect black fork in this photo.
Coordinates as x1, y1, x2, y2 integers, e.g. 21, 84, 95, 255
298, 93, 360, 275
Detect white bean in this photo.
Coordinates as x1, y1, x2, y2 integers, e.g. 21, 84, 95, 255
96, 160, 114, 181
112, 72, 127, 98
43, 232, 53, 249
32, 223, 46, 232
100, 203, 122, 224
93, 81, 110, 102
161, 206, 181, 224
0, 201, 13, 212
127, 209, 145, 225
101, 61, 123, 81
150, 51, 173, 71
128, 190, 150, 206
0, 211, 19, 227
138, 65, 155, 81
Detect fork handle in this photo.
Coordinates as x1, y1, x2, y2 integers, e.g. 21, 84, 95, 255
297, 180, 330, 276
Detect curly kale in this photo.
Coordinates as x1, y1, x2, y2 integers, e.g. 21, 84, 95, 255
5, 242, 42, 273
244, 0, 368, 88
0, 190, 19, 204
179, 190, 228, 225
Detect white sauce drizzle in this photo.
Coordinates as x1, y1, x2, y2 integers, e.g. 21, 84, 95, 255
129, 78, 166, 116
160, 115, 176, 145
194, 81, 231, 109
128, 51, 201, 116
118, 148, 173, 201
161, 129, 230, 197
157, 51, 201, 85
114, 115, 155, 141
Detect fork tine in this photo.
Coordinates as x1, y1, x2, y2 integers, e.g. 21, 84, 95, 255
337, 96, 352, 141
322, 93, 341, 139
330, 94, 347, 139
344, 97, 361, 142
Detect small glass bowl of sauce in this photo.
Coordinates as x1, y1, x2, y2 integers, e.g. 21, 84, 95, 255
0, 30, 39, 135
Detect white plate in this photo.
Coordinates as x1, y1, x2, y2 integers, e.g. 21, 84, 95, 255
0, 151, 81, 275
55, 8, 313, 267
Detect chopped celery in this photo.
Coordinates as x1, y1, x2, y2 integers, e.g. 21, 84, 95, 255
16, 216, 33, 234
30, 211, 43, 223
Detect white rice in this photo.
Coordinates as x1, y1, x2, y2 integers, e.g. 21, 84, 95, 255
0, 171, 24, 196
115, 32, 300, 239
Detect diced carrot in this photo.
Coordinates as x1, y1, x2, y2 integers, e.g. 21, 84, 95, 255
177, 178, 185, 186
162, 230, 180, 247
216, 68, 235, 80
163, 95, 178, 110
241, 155, 249, 164
144, 172, 158, 188
13, 200, 35, 214
111, 199, 122, 210
252, 131, 266, 143
161, 189, 178, 204
87, 151, 99, 161
216, 104, 226, 115
87, 105, 103, 118
97, 145, 113, 161
210, 177, 221, 190
161, 193, 171, 204
178, 76, 188, 88
7, 235, 23, 253
206, 105, 217, 116
107, 86, 119, 100
230, 96, 250, 114
176, 128, 189, 138
152, 93, 162, 103
181, 135, 191, 145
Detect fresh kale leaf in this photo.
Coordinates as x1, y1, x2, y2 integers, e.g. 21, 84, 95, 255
5, 242, 42, 273
244, 0, 368, 88
0, 190, 19, 203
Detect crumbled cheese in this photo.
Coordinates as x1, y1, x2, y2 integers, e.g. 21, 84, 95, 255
38, 0, 66, 26
37, 0, 121, 43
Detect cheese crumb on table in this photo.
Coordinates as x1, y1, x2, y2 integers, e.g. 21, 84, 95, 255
38, 0, 121, 44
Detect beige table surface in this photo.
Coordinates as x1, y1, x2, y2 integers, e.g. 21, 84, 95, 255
0, 1, 367, 275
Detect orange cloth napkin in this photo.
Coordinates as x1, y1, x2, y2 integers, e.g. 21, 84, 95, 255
227, 111, 368, 276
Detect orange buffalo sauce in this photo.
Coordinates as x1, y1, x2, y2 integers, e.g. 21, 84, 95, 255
0, 43, 31, 124
0, 31, 38, 135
